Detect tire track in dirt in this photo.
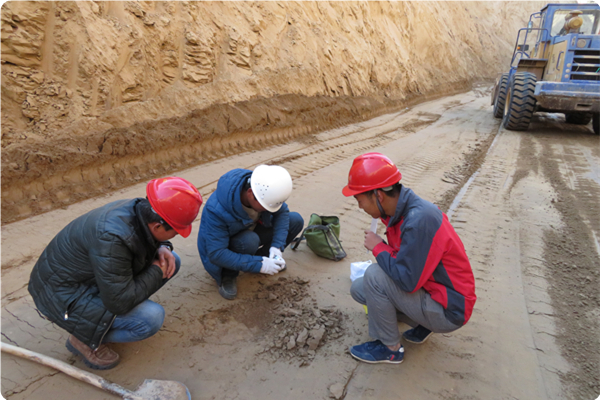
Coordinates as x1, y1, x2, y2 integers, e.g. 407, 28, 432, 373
536, 134, 600, 400
448, 129, 515, 281
195, 111, 441, 203
1, 92, 442, 225
436, 129, 503, 214
0, 108, 435, 293
496, 122, 599, 400
428, 121, 596, 399
553, 142, 600, 237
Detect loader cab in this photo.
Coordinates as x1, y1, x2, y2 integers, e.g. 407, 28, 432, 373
522, 4, 600, 53
540, 4, 600, 83
509, 3, 600, 83
546, 7, 599, 37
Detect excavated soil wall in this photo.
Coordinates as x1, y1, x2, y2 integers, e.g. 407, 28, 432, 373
1, 1, 542, 223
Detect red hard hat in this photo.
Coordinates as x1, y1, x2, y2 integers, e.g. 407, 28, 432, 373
342, 153, 402, 197
146, 177, 203, 238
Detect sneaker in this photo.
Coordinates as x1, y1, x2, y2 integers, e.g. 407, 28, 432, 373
402, 325, 433, 344
218, 275, 237, 300
349, 340, 404, 364
66, 335, 120, 370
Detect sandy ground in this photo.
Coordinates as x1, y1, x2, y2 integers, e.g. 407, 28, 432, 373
2, 87, 599, 400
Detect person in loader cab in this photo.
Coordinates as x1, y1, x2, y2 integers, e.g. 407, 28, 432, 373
28, 177, 203, 370
558, 10, 584, 35
342, 153, 476, 364
197, 165, 304, 300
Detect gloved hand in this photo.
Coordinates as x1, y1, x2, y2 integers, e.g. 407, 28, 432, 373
269, 247, 285, 263
260, 257, 285, 275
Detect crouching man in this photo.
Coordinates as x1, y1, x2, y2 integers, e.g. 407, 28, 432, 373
342, 153, 476, 364
197, 165, 304, 300
28, 177, 203, 369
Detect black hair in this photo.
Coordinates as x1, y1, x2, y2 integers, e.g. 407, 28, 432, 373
139, 198, 173, 231
242, 177, 258, 201
364, 183, 402, 198
242, 177, 252, 192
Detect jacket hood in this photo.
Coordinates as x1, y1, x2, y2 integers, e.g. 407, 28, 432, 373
215, 169, 253, 222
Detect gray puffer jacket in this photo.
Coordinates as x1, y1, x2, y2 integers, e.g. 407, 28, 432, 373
28, 199, 170, 350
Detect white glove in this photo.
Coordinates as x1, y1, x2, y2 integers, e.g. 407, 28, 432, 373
269, 247, 285, 263
261, 257, 285, 275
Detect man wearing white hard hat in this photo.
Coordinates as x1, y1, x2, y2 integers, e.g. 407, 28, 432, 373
197, 165, 304, 299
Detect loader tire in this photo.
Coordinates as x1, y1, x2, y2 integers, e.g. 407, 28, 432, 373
565, 112, 593, 125
503, 72, 537, 131
493, 73, 509, 119
593, 113, 599, 135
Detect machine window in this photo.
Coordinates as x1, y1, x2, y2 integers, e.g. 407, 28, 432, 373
551, 10, 599, 36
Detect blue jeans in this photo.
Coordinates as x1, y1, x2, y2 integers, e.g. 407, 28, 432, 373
103, 252, 181, 343
223, 212, 304, 279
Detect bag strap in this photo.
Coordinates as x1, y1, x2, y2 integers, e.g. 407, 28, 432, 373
291, 224, 330, 250
322, 227, 347, 261
291, 235, 304, 250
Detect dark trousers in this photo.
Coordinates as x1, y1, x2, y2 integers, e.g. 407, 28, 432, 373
223, 212, 304, 279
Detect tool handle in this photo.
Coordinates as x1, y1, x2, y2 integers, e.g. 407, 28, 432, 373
1, 342, 136, 399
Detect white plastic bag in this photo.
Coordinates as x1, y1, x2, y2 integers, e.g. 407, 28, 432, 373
350, 260, 372, 282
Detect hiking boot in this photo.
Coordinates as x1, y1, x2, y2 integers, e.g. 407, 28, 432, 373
349, 340, 404, 364
402, 325, 433, 344
66, 335, 120, 370
218, 275, 237, 300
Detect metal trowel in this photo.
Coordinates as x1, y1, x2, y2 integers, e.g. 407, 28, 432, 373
1, 342, 191, 400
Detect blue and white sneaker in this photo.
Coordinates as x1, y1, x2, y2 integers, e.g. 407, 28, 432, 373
402, 325, 433, 344
349, 340, 404, 364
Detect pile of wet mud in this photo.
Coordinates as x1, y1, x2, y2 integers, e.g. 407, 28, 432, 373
255, 277, 347, 366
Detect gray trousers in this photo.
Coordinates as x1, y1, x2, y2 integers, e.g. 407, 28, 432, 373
350, 263, 461, 346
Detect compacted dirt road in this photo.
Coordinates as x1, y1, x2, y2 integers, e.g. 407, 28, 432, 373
2, 86, 599, 400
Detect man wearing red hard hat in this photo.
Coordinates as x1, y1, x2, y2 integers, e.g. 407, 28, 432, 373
28, 177, 202, 370
342, 153, 476, 364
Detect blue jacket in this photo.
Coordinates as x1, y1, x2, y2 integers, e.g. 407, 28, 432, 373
197, 169, 290, 284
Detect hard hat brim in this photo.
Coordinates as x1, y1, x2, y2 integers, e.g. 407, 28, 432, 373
252, 189, 284, 213
261, 203, 283, 213
342, 185, 367, 197
173, 223, 192, 238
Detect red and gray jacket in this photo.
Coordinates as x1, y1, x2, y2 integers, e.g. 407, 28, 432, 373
373, 186, 476, 326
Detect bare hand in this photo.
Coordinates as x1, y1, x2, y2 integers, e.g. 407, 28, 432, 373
157, 246, 176, 279
364, 230, 384, 251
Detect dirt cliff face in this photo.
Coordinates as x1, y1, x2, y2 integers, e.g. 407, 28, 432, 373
1, 1, 542, 223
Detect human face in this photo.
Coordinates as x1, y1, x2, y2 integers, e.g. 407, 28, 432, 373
148, 222, 179, 241
354, 192, 380, 219
247, 189, 267, 212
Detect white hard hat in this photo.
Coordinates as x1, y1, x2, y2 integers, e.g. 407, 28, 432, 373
251, 165, 293, 212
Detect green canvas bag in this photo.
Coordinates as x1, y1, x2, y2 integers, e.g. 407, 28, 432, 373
291, 214, 347, 261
